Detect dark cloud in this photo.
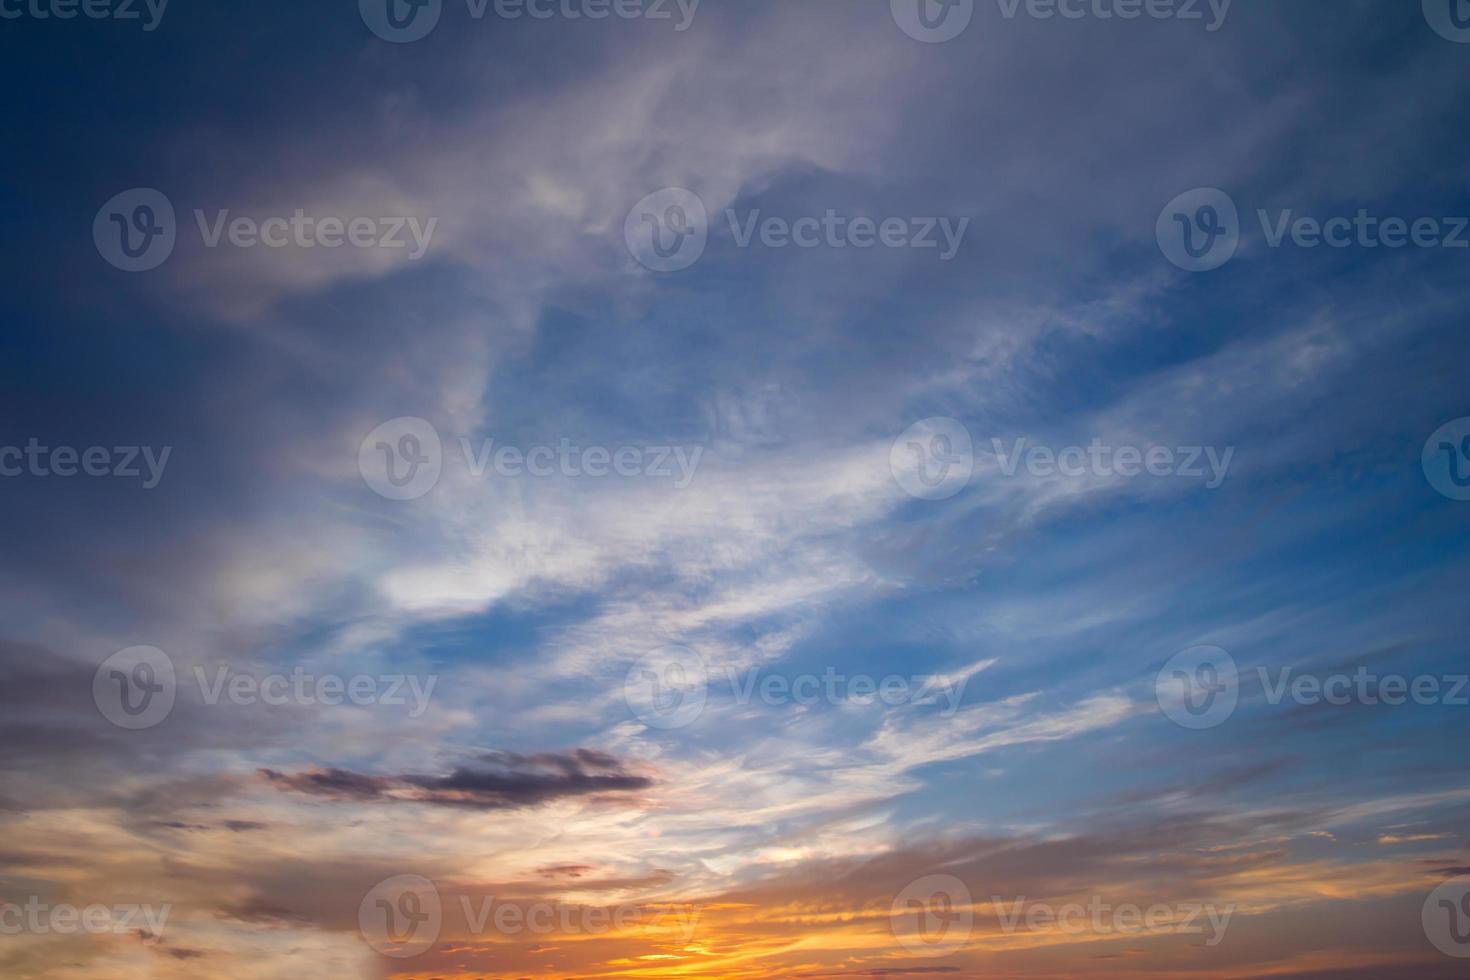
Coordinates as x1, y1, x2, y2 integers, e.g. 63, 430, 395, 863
259, 767, 391, 800
165, 948, 207, 960
260, 749, 652, 810
537, 863, 596, 878
223, 820, 268, 832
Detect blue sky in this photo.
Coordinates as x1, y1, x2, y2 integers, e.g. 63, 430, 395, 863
2, 1, 1470, 977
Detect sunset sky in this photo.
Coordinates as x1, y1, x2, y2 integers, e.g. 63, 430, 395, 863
2, 1, 1469, 977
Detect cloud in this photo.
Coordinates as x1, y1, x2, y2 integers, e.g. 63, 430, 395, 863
261, 749, 653, 810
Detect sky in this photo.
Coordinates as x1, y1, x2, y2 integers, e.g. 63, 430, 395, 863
2, 0, 1470, 977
